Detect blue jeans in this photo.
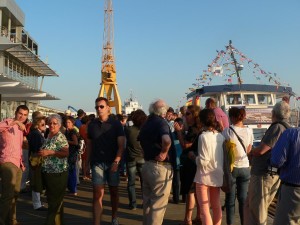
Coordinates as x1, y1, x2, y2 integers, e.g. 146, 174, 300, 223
67, 167, 77, 193
127, 159, 144, 208
225, 167, 250, 225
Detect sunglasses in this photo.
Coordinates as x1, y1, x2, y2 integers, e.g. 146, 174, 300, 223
40, 123, 46, 126
49, 122, 58, 125
185, 112, 191, 116
95, 105, 105, 110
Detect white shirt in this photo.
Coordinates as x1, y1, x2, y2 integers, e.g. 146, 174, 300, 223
194, 131, 224, 187
222, 125, 253, 168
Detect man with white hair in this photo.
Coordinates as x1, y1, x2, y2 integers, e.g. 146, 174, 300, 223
244, 101, 291, 225
139, 99, 176, 225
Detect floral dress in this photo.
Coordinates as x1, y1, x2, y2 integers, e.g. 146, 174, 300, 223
41, 131, 69, 173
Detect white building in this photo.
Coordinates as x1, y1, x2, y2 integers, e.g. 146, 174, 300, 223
0, 0, 59, 120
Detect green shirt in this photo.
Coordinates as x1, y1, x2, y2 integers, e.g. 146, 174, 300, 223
41, 131, 69, 173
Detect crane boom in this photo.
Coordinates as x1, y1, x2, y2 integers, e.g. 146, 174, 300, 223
98, 0, 122, 114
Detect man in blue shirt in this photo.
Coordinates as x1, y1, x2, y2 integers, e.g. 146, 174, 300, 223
139, 99, 176, 225
271, 128, 300, 225
75, 109, 85, 128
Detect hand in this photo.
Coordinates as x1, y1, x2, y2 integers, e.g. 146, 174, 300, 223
155, 152, 168, 161
174, 122, 183, 132
11, 121, 26, 131
188, 151, 196, 160
110, 162, 119, 173
20, 164, 26, 172
37, 149, 54, 157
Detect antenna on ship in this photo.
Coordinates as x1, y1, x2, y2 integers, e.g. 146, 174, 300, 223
129, 89, 133, 101
228, 40, 243, 86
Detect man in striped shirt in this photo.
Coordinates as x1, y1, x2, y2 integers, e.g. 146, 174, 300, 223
0, 105, 29, 225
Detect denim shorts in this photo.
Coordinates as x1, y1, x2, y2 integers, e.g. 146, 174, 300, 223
91, 162, 120, 186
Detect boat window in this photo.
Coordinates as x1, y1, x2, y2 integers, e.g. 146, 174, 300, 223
227, 94, 242, 105
244, 94, 256, 105
257, 94, 272, 105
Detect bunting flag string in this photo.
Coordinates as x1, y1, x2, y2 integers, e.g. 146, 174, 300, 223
178, 42, 298, 110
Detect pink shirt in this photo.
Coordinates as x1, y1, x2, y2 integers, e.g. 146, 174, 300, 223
0, 118, 24, 168
214, 107, 229, 129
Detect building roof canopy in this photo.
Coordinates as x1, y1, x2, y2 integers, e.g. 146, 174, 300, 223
6, 44, 59, 77
0, 73, 59, 101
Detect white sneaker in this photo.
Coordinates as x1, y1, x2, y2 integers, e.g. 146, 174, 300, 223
111, 217, 119, 225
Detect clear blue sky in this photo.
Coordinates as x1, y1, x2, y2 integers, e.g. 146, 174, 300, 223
15, 0, 300, 113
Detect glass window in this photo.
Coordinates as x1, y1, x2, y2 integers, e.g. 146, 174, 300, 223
226, 94, 242, 105
257, 94, 272, 105
244, 94, 256, 104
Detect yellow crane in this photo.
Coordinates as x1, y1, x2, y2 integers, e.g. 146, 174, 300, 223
98, 0, 122, 114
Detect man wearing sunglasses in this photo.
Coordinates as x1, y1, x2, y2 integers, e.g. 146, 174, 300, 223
0, 104, 29, 225
87, 97, 125, 225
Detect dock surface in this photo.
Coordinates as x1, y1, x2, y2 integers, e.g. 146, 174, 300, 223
17, 178, 274, 225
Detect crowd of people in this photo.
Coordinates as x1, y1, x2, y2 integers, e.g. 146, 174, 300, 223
0, 96, 299, 225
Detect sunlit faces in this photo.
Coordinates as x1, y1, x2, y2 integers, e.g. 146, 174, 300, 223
65, 119, 74, 129
48, 118, 61, 134
38, 119, 47, 132
166, 111, 173, 121
15, 109, 29, 123
185, 111, 194, 125
95, 100, 110, 116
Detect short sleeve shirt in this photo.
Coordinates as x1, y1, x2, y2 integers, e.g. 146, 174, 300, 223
87, 117, 125, 164
251, 121, 289, 175
139, 114, 171, 161
125, 125, 144, 161
214, 107, 229, 129
41, 131, 69, 173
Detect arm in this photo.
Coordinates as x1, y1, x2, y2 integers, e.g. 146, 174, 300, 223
68, 133, 78, 146
111, 136, 125, 172
155, 134, 171, 161
174, 122, 187, 149
246, 144, 253, 154
218, 120, 225, 131
86, 138, 92, 166
0, 120, 26, 133
114, 136, 125, 163
38, 146, 69, 158
252, 123, 286, 157
195, 135, 210, 167
251, 142, 271, 156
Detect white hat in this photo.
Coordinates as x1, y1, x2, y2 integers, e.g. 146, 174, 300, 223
65, 109, 71, 115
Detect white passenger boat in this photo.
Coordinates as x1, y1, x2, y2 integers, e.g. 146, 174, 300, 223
187, 84, 297, 140
186, 41, 299, 140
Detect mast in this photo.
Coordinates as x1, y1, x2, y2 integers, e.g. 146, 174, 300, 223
98, 0, 122, 114
228, 40, 243, 85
